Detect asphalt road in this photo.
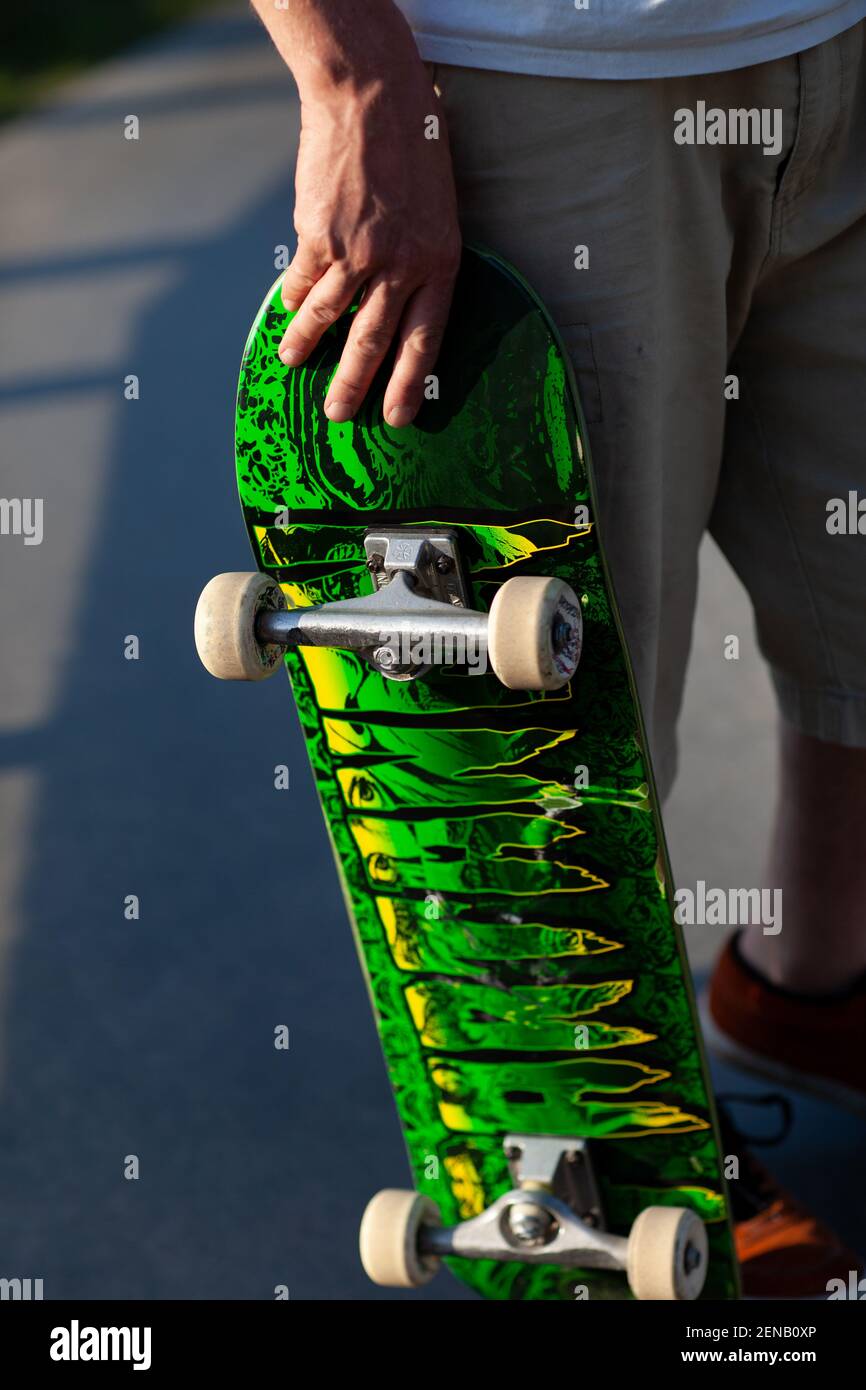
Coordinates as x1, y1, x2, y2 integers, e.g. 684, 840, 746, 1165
0, 4, 861, 1299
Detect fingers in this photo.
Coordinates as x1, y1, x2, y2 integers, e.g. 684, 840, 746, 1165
276, 255, 457, 429
382, 280, 453, 428
280, 242, 326, 311
323, 275, 409, 423
278, 261, 364, 367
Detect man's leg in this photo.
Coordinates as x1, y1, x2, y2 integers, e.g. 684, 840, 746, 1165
710, 22, 866, 1007
433, 42, 863, 1293
432, 56, 797, 796
742, 727, 866, 991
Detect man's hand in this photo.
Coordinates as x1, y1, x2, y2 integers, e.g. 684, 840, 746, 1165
252, 0, 461, 427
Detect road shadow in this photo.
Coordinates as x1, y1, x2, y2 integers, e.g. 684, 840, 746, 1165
0, 10, 475, 1301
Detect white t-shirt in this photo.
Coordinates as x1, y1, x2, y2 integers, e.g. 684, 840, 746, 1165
395, 0, 866, 78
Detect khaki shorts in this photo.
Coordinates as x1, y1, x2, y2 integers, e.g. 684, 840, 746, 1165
431, 20, 866, 796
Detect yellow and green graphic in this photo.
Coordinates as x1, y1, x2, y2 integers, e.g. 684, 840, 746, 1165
235, 247, 738, 1299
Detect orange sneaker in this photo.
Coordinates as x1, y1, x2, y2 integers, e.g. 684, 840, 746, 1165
717, 1096, 861, 1299
702, 931, 866, 1115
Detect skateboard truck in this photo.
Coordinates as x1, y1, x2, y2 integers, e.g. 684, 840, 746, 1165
359, 1134, 709, 1301
194, 527, 582, 691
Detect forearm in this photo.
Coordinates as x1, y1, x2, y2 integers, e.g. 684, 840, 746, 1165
250, 0, 459, 426
250, 0, 424, 99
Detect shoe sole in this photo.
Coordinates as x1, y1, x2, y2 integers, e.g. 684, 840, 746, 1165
698, 994, 866, 1118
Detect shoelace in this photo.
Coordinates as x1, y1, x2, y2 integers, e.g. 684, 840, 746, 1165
715, 1093, 794, 1222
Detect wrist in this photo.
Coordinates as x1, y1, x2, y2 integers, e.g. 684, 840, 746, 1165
253, 0, 425, 103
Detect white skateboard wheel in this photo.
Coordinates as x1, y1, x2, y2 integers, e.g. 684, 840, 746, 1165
194, 572, 286, 681
359, 1189, 441, 1288
626, 1206, 708, 1301
487, 576, 582, 690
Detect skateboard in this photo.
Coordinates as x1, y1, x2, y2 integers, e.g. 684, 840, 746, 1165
194, 246, 739, 1301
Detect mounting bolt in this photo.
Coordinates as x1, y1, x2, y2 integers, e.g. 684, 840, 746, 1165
552, 615, 573, 653
684, 1241, 704, 1274
506, 1199, 557, 1247
373, 647, 396, 668
366, 553, 385, 573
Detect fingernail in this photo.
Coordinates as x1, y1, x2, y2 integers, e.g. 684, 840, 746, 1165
278, 343, 302, 365
386, 406, 414, 428
325, 400, 354, 422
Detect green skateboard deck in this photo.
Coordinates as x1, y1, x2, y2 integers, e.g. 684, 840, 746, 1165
226, 246, 738, 1299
